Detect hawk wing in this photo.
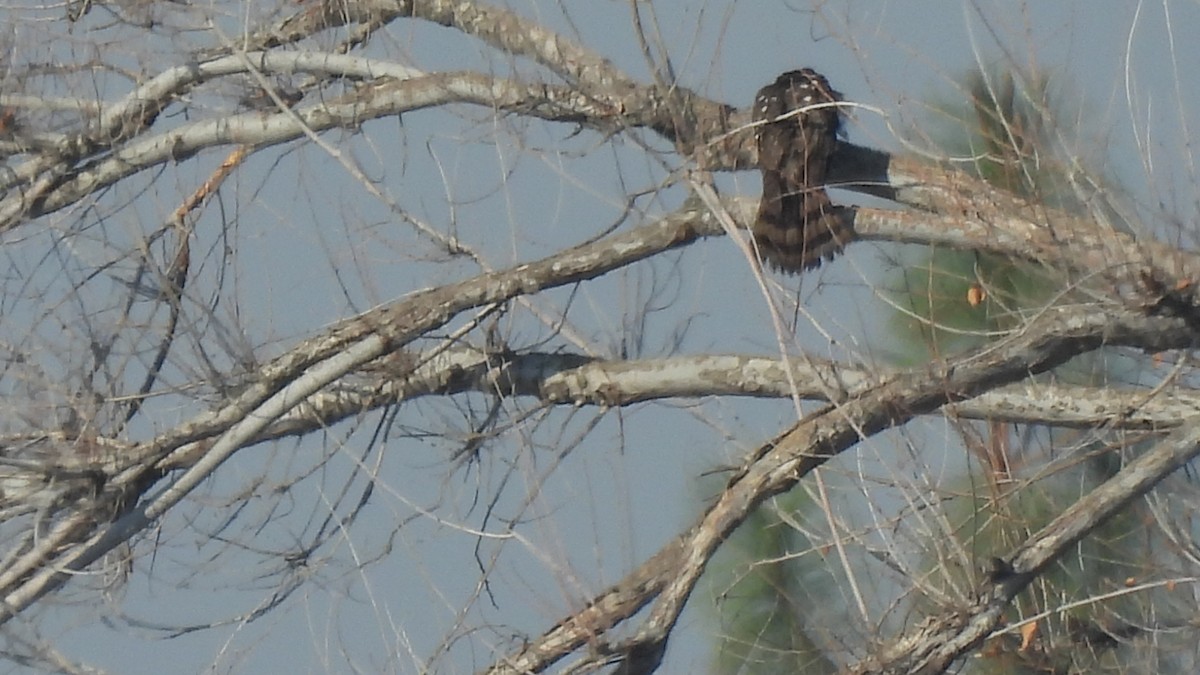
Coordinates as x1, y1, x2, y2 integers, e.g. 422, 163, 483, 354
751, 69, 852, 273
754, 84, 791, 174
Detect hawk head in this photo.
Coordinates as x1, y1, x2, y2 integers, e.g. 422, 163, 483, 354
756, 68, 843, 140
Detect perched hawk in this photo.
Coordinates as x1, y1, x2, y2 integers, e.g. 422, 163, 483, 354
752, 69, 851, 272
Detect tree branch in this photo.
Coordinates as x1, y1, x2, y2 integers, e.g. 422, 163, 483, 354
205, 349, 1198, 454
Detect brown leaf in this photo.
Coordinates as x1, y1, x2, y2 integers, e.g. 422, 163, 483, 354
967, 283, 986, 307
1018, 620, 1039, 651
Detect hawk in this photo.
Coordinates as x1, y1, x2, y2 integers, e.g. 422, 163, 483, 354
752, 68, 851, 272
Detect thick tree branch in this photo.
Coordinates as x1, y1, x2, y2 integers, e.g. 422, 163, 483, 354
217, 350, 1197, 452
223, 0, 636, 92
840, 150, 1199, 283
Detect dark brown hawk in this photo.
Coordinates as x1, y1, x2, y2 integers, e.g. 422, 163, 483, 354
752, 68, 851, 272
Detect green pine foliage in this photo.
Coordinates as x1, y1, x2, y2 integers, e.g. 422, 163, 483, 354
707, 490, 839, 675
891, 66, 1162, 672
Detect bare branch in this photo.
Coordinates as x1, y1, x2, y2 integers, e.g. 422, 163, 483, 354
233, 350, 1200, 446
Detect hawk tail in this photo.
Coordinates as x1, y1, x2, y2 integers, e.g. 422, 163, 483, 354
752, 185, 853, 273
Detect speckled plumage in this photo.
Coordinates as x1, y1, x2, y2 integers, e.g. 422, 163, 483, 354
752, 69, 851, 272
